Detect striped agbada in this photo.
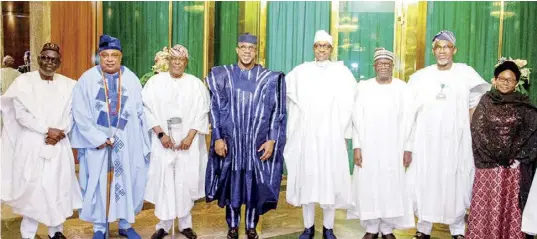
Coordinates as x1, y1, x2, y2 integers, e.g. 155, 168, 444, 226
204, 63, 286, 230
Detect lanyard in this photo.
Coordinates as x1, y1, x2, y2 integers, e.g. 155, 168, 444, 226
101, 70, 122, 143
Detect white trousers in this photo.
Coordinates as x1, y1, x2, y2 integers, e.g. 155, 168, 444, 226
302, 203, 335, 229
21, 217, 63, 239
156, 213, 193, 232
417, 218, 465, 236
362, 219, 395, 235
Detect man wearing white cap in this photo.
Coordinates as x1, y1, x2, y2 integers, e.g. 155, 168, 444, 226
143, 44, 209, 239
285, 30, 356, 239
405, 30, 490, 239
347, 48, 415, 239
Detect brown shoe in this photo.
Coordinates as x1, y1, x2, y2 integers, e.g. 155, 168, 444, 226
363, 232, 379, 239
412, 232, 430, 239
382, 233, 396, 239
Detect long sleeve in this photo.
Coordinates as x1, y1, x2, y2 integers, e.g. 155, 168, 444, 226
403, 86, 417, 152
206, 70, 223, 140
141, 79, 160, 131
62, 105, 74, 136
466, 66, 491, 109
13, 98, 48, 135
269, 74, 287, 141
351, 110, 362, 149
135, 87, 152, 160
339, 67, 358, 139
191, 82, 211, 135
71, 81, 108, 149
351, 85, 362, 149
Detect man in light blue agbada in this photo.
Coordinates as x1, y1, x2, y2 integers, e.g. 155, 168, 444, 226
71, 34, 150, 239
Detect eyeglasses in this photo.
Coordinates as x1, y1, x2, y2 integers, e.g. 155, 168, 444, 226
375, 62, 393, 68
496, 77, 517, 85
39, 55, 60, 64
238, 45, 256, 52
314, 44, 332, 50
433, 45, 454, 51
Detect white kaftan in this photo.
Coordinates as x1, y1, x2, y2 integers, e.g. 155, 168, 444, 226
285, 61, 357, 209
346, 78, 415, 229
142, 72, 210, 220
1, 71, 82, 226
406, 63, 490, 224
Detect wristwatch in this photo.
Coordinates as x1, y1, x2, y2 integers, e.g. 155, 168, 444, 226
158, 132, 165, 139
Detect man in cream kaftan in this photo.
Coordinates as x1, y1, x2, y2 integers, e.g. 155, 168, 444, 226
285, 30, 356, 239
347, 48, 414, 239
406, 31, 490, 239
143, 45, 209, 239
1, 43, 82, 239
1, 55, 21, 94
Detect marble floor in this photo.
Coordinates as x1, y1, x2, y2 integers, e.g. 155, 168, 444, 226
2, 191, 456, 239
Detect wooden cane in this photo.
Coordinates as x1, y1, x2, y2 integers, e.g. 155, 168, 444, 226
105, 146, 113, 239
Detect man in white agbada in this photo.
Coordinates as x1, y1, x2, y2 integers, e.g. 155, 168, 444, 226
347, 48, 415, 239
406, 30, 490, 239
1, 43, 82, 239
1, 55, 21, 94
522, 172, 537, 236
285, 30, 356, 239
1, 55, 21, 129
143, 44, 209, 239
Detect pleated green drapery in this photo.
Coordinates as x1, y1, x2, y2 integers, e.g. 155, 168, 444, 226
337, 1, 395, 82
214, 1, 239, 66
266, 1, 331, 74
173, 1, 205, 79
425, 1, 500, 81
501, 1, 537, 104
103, 1, 169, 78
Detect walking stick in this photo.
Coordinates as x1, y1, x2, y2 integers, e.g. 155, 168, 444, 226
168, 121, 176, 239
105, 145, 113, 239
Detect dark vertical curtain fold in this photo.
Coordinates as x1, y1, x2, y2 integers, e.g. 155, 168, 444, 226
103, 1, 169, 78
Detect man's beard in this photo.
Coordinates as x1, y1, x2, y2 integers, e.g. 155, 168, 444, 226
39, 68, 55, 77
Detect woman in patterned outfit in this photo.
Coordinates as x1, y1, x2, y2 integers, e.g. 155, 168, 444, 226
466, 61, 537, 239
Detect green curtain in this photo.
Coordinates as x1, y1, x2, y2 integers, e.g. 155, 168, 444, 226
425, 1, 500, 81
338, 1, 395, 81
214, 1, 239, 66
501, 1, 537, 104
266, 1, 331, 74
103, 1, 169, 78
173, 1, 205, 79
338, 1, 395, 174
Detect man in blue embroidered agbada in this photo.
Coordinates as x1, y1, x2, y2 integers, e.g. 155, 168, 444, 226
205, 33, 287, 239
71, 35, 150, 239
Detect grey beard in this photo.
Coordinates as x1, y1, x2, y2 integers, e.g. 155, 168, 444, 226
39, 68, 55, 77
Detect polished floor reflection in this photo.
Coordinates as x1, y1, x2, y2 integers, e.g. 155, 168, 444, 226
2, 190, 455, 239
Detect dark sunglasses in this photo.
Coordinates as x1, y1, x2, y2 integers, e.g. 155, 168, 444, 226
40, 55, 60, 63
